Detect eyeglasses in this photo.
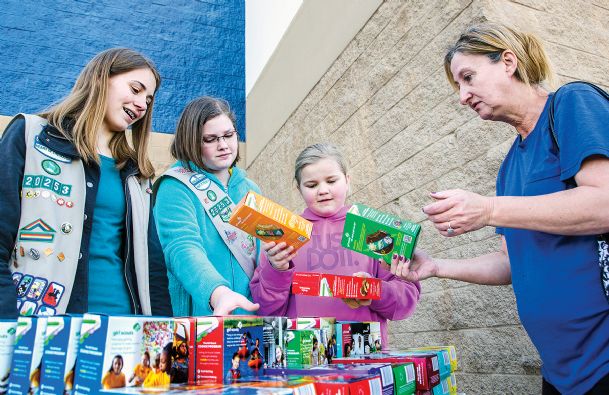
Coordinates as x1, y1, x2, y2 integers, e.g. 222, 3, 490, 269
202, 130, 237, 145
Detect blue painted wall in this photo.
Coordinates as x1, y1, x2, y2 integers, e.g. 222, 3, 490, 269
0, 0, 245, 137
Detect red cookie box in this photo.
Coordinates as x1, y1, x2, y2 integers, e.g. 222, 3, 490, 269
264, 362, 394, 395
390, 349, 451, 380
313, 373, 383, 395
332, 353, 440, 391
292, 272, 381, 300
194, 316, 264, 384
231, 374, 317, 394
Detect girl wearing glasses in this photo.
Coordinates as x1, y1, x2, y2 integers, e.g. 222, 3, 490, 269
153, 96, 260, 316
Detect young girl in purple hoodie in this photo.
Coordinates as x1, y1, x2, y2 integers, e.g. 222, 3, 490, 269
249, 143, 421, 346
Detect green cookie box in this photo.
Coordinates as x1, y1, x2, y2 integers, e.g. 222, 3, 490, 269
341, 203, 421, 263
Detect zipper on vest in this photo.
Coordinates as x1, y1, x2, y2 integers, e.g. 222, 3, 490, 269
124, 175, 138, 314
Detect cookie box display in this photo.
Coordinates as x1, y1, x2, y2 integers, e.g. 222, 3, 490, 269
40, 315, 82, 395
0, 320, 17, 395
73, 314, 145, 394
195, 316, 264, 384
8, 316, 47, 395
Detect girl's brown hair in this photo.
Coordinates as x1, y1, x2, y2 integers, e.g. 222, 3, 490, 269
171, 96, 240, 171
42, 48, 161, 178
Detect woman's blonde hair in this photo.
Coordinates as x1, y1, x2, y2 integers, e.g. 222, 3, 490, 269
444, 23, 555, 90
42, 48, 161, 178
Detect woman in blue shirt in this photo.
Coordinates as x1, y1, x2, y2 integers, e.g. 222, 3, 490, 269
392, 23, 609, 394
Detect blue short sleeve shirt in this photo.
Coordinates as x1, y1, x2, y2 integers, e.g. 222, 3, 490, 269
495, 83, 609, 393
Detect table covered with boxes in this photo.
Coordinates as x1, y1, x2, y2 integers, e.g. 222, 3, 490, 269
0, 314, 459, 395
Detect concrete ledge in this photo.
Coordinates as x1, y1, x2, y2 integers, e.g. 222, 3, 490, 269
0, 115, 12, 134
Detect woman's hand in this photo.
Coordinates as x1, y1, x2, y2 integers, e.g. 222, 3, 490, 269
390, 250, 438, 282
263, 241, 296, 271
343, 272, 373, 309
423, 189, 494, 237
210, 286, 259, 315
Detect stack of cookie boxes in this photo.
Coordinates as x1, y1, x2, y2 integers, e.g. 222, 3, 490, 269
332, 345, 459, 395
1, 314, 459, 394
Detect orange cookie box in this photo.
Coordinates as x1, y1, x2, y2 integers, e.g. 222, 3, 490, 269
229, 191, 313, 251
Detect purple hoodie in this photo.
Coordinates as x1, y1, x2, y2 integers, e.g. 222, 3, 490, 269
250, 206, 421, 346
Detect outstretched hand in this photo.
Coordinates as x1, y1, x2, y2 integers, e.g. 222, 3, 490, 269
211, 286, 259, 315
390, 250, 438, 282
422, 189, 494, 237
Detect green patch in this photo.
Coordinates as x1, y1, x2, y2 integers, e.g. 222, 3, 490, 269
41, 159, 61, 175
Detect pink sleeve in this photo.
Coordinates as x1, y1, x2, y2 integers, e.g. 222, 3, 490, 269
369, 262, 421, 321
249, 253, 295, 316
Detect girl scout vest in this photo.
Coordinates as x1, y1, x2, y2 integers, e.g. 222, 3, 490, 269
160, 167, 257, 279
9, 114, 153, 316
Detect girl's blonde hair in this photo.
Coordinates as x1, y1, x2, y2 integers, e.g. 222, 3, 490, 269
444, 23, 555, 90
294, 143, 347, 186
42, 48, 161, 178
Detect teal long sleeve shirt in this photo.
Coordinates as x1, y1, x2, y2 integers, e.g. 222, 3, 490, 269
153, 163, 261, 316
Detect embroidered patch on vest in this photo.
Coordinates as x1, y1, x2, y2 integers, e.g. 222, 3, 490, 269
34, 135, 71, 163
241, 235, 256, 256
41, 159, 61, 175
224, 230, 238, 244
42, 282, 65, 307
16, 275, 33, 298
19, 300, 37, 316
22, 175, 72, 196
12, 272, 22, 286
189, 174, 211, 190
19, 218, 56, 243
209, 197, 232, 221
36, 305, 56, 316
26, 278, 47, 301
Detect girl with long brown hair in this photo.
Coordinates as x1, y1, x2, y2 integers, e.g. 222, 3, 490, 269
0, 48, 171, 317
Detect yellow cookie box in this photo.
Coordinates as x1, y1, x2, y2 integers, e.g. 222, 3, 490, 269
229, 191, 313, 251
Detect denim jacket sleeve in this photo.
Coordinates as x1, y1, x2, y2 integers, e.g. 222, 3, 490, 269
0, 116, 26, 318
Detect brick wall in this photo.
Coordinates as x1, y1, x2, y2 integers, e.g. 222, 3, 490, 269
0, 0, 245, 136
246, 0, 609, 393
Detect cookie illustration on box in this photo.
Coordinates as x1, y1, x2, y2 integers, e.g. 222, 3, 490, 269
342, 203, 421, 263
255, 224, 284, 239
366, 230, 395, 255
360, 279, 370, 297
